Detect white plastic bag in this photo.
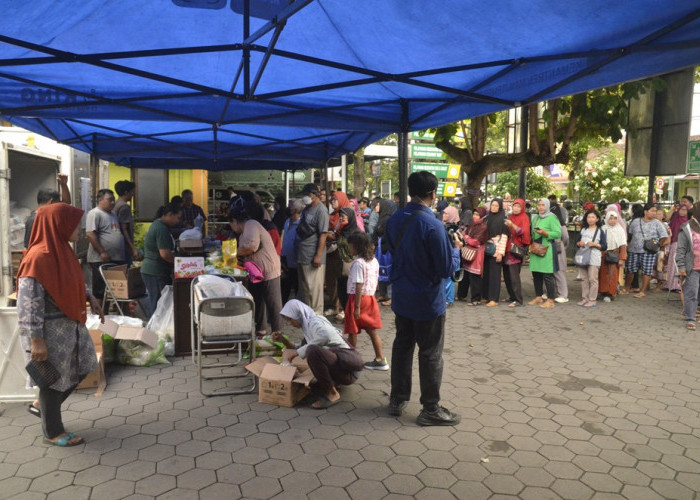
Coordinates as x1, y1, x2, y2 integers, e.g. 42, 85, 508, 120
146, 285, 175, 356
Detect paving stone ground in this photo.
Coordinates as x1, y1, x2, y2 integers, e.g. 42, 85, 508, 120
1, 270, 699, 499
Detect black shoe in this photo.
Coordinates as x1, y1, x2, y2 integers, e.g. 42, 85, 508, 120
416, 406, 461, 426
388, 399, 408, 417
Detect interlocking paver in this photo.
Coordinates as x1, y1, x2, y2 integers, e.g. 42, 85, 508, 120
3, 273, 700, 499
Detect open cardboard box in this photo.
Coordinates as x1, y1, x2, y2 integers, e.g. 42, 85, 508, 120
245, 356, 315, 407
102, 265, 146, 299
99, 318, 158, 349
77, 330, 107, 396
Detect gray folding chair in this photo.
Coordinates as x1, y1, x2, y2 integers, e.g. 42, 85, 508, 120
190, 275, 256, 396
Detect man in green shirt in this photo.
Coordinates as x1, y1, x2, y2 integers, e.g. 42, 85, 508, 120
141, 203, 182, 318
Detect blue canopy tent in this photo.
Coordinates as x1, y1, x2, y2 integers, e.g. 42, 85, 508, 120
1, 0, 700, 177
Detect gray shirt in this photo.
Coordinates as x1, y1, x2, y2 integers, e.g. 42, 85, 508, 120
86, 207, 125, 263
294, 202, 329, 266
114, 199, 134, 241
627, 217, 666, 254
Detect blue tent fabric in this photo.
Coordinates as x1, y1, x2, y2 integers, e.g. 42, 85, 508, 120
1, 0, 700, 169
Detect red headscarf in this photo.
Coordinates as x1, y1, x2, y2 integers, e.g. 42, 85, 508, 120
329, 191, 351, 230
509, 198, 531, 246
17, 203, 87, 323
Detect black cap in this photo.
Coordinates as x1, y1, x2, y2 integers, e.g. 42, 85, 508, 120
299, 183, 319, 196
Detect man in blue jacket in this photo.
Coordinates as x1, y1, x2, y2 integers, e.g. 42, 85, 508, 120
383, 171, 462, 426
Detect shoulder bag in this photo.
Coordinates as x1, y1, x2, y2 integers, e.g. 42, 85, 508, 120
461, 245, 478, 262
529, 219, 549, 257
639, 219, 660, 254
604, 250, 619, 264
573, 227, 599, 267
509, 242, 528, 259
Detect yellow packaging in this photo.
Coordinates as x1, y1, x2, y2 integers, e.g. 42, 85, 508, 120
222, 239, 238, 268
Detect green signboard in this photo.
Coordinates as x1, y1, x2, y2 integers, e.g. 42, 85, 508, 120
410, 143, 444, 160
410, 162, 449, 177
411, 130, 435, 140
436, 182, 457, 197
689, 141, 700, 174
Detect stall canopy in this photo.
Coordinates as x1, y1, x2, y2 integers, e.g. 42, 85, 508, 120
1, 0, 700, 170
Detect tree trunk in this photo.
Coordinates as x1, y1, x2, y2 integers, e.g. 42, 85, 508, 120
352, 148, 366, 199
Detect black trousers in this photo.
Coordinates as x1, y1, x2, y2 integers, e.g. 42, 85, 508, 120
391, 313, 445, 410
532, 271, 556, 297
40, 385, 75, 439
458, 272, 482, 301
482, 256, 503, 302
280, 258, 298, 304
503, 261, 523, 304
249, 277, 283, 333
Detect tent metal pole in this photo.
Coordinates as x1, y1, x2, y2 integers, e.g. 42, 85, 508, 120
90, 134, 99, 206
398, 100, 409, 209
518, 105, 528, 199
243, 0, 251, 99
244, 0, 314, 45
341, 154, 347, 194
285, 171, 290, 206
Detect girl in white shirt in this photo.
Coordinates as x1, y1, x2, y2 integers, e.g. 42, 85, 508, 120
343, 232, 387, 371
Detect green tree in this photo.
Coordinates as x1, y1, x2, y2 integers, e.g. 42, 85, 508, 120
489, 170, 554, 201
567, 146, 647, 203
432, 81, 659, 208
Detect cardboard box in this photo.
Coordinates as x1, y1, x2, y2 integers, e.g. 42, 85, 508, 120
99, 318, 159, 349
78, 330, 107, 396
102, 265, 146, 299
174, 257, 205, 278
245, 356, 314, 407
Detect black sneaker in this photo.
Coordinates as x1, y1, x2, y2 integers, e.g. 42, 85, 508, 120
416, 406, 461, 426
388, 399, 408, 417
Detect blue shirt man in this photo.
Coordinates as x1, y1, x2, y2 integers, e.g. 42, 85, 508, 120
383, 171, 461, 427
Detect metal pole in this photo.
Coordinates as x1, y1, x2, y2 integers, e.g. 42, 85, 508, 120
284, 170, 289, 205
89, 134, 99, 207
243, 0, 251, 99
518, 105, 528, 199
0, 143, 12, 302
340, 154, 347, 194
398, 99, 409, 208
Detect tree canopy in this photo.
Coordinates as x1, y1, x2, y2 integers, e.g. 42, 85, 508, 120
432, 81, 658, 208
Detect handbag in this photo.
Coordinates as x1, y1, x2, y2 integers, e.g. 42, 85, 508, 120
604, 250, 620, 264
509, 243, 527, 259
25, 359, 61, 389
484, 241, 496, 256
638, 219, 660, 253
461, 245, 478, 262
574, 227, 599, 267
529, 241, 548, 257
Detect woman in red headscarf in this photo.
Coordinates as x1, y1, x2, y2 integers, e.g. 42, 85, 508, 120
17, 203, 103, 447
324, 191, 352, 317
503, 198, 532, 306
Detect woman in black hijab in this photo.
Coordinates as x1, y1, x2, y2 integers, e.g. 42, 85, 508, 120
459, 197, 473, 227
373, 199, 397, 243
482, 198, 510, 306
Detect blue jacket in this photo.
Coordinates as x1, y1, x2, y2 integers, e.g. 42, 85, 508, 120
384, 202, 460, 321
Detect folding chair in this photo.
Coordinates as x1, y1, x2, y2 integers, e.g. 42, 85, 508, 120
191, 275, 256, 397
99, 263, 146, 316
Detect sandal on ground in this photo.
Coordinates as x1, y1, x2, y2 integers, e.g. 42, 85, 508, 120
508, 301, 519, 307
44, 432, 84, 447
381, 300, 392, 307
311, 396, 340, 410
582, 301, 597, 308
633, 293, 646, 299
27, 403, 41, 418
618, 289, 629, 295
687, 322, 696, 331
467, 301, 481, 306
